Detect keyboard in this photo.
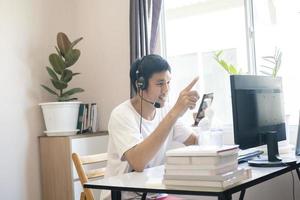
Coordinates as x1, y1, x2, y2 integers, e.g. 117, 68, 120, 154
238, 150, 264, 164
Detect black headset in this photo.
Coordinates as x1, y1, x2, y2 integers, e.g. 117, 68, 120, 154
136, 57, 147, 90
135, 55, 161, 108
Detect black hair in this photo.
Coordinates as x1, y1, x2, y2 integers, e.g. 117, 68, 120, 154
130, 54, 171, 93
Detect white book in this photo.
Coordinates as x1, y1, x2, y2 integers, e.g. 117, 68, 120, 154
166, 154, 238, 165
166, 156, 191, 165
165, 160, 238, 170
165, 162, 238, 176
163, 168, 251, 189
166, 145, 239, 157
164, 168, 245, 181
192, 154, 238, 165
91, 103, 98, 132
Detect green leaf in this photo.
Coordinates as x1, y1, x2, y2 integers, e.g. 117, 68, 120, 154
55, 46, 62, 57
49, 53, 65, 74
214, 50, 240, 75
228, 64, 238, 75
70, 37, 83, 49
72, 72, 80, 76
219, 60, 229, 71
262, 56, 274, 59
51, 79, 67, 90
58, 96, 78, 101
65, 49, 80, 68
260, 48, 282, 78
260, 70, 272, 76
262, 57, 275, 64
41, 84, 58, 96
215, 50, 223, 58
62, 88, 84, 96
260, 65, 273, 70
57, 32, 71, 56
46, 66, 58, 80
58, 95, 70, 101
61, 69, 73, 83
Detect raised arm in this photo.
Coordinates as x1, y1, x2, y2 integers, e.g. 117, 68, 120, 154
124, 77, 200, 171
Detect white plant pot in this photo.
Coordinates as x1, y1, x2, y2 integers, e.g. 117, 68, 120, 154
39, 101, 81, 136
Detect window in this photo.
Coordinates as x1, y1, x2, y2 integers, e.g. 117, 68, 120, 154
163, 0, 300, 128
253, 0, 300, 124
163, 0, 248, 126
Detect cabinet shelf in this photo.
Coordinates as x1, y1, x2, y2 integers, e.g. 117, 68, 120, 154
39, 132, 108, 200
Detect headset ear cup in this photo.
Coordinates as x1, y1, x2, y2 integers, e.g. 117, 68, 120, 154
137, 76, 146, 90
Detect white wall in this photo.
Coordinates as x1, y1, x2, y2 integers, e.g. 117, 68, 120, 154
0, 0, 129, 199
73, 0, 130, 130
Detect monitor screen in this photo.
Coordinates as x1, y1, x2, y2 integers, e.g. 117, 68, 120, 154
230, 75, 286, 150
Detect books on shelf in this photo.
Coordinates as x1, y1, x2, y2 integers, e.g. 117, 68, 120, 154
166, 145, 239, 157
77, 103, 98, 133
163, 168, 252, 189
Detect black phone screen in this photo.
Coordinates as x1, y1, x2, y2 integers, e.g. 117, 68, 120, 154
193, 93, 214, 126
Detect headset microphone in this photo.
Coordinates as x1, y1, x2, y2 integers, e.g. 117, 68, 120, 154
154, 102, 161, 108
141, 96, 161, 108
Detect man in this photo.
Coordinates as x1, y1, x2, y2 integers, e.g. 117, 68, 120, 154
103, 54, 200, 199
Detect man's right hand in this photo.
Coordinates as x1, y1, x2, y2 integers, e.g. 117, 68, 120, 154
172, 77, 200, 117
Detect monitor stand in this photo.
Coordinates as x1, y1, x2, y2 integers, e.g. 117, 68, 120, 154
248, 131, 297, 167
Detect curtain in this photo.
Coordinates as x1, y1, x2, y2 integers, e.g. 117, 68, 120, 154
129, 0, 163, 96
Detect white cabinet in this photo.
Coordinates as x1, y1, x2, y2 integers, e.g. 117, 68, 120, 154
39, 132, 108, 200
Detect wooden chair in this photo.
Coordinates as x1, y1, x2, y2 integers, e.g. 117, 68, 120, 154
72, 152, 108, 200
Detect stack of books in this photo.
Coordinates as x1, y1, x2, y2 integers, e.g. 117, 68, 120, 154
77, 103, 98, 133
163, 145, 251, 189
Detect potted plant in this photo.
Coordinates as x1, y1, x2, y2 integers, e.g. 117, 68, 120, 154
260, 47, 282, 77
214, 50, 241, 75
39, 32, 84, 136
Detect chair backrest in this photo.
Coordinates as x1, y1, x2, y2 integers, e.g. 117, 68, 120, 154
72, 152, 108, 200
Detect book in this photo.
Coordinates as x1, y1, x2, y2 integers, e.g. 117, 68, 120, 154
165, 162, 238, 176
163, 168, 251, 189
166, 145, 239, 157
165, 160, 238, 170
166, 154, 238, 165
164, 168, 245, 181
84, 103, 90, 131
91, 103, 98, 132
77, 103, 85, 132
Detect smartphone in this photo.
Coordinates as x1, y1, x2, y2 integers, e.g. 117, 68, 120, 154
193, 93, 214, 126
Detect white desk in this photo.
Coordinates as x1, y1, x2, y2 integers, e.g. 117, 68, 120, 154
84, 159, 300, 200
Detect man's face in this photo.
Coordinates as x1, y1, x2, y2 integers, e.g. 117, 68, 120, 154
143, 70, 171, 108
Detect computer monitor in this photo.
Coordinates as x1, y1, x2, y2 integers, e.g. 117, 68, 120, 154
230, 75, 296, 167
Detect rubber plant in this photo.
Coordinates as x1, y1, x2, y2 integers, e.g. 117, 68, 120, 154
41, 32, 84, 101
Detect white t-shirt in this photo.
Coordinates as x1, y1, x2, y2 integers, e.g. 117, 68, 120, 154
101, 100, 192, 200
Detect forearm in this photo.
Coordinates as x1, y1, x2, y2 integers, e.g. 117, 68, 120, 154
184, 133, 198, 146
125, 108, 179, 171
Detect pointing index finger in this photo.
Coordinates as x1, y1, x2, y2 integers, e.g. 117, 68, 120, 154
183, 77, 199, 92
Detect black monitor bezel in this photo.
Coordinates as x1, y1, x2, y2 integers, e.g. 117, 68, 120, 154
230, 75, 286, 150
